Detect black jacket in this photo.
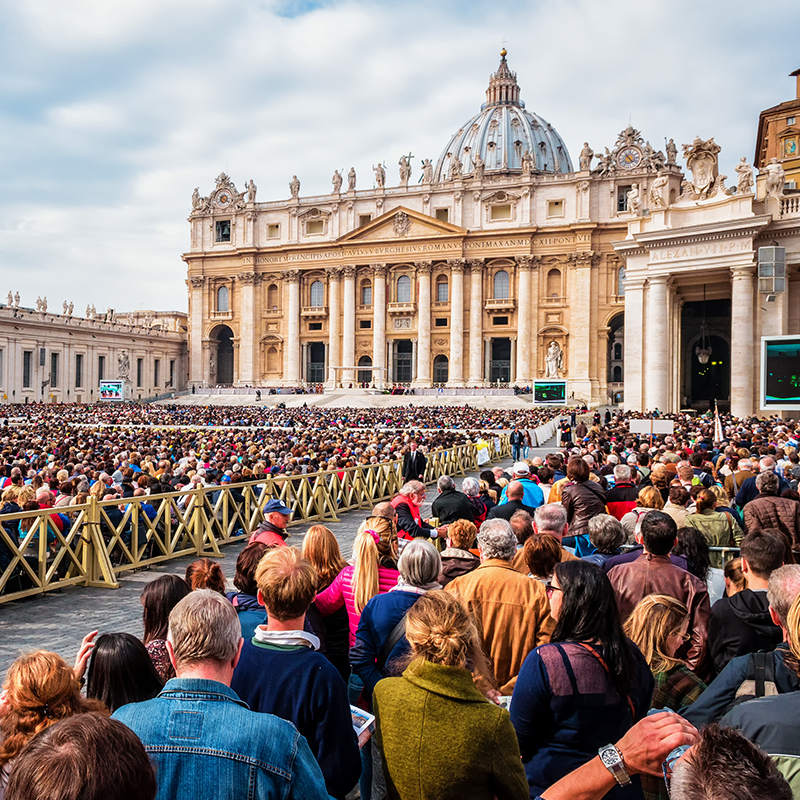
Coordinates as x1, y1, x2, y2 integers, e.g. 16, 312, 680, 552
708, 588, 782, 675
402, 450, 427, 482
487, 499, 539, 521
431, 488, 475, 525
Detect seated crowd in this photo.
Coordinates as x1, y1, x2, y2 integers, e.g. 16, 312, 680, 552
2, 409, 800, 799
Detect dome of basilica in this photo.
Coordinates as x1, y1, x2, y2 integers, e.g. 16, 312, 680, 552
434, 51, 573, 182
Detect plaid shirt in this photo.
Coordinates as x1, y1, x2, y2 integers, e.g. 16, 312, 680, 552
643, 665, 706, 800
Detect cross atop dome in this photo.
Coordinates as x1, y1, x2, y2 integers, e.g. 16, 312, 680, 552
486, 48, 522, 108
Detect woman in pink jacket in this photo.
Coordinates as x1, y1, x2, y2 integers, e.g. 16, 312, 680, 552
315, 514, 400, 647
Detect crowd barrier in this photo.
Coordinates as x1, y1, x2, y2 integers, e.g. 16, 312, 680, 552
0, 436, 510, 604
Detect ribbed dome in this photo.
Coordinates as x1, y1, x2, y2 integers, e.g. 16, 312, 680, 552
434, 51, 573, 182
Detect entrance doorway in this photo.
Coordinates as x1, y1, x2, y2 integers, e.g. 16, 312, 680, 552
433, 354, 449, 384
215, 326, 234, 385
490, 338, 511, 384
681, 299, 731, 411
607, 313, 624, 402
394, 340, 413, 383
357, 356, 373, 385
306, 342, 325, 384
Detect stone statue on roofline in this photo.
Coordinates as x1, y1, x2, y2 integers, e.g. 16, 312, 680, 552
764, 158, 786, 199
421, 159, 433, 183
579, 143, 594, 171
289, 175, 300, 199
398, 155, 412, 187
348, 167, 356, 191
332, 170, 343, 194
735, 157, 754, 194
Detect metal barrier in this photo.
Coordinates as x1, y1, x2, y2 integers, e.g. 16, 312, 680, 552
0, 435, 510, 603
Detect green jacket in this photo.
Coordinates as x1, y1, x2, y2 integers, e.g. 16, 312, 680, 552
684, 508, 744, 568
373, 658, 528, 800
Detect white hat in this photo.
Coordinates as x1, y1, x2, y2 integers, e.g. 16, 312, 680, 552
513, 461, 530, 475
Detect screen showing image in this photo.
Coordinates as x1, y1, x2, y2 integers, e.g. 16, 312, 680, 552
99, 380, 125, 401
764, 339, 800, 406
534, 381, 566, 404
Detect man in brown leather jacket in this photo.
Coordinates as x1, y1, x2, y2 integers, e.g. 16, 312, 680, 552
608, 511, 711, 676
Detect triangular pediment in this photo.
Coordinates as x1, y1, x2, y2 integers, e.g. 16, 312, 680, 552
337, 206, 467, 243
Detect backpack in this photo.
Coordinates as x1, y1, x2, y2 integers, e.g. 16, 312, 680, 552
723, 651, 779, 716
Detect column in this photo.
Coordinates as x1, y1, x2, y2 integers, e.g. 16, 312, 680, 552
237, 271, 260, 385
623, 277, 645, 411
414, 261, 432, 386
484, 338, 491, 385
448, 259, 465, 386
510, 337, 517, 383
342, 266, 356, 383
468, 260, 484, 385
326, 267, 342, 387
515, 256, 532, 384
285, 270, 301, 384
645, 274, 670, 411
188, 276, 205, 385
372, 264, 387, 388
731, 265, 756, 417
570, 251, 594, 400
301, 342, 307, 382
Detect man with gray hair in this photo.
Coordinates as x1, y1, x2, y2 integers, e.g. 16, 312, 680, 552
743, 471, 800, 550
736, 456, 792, 507
431, 474, 475, 525
605, 464, 639, 521
445, 518, 554, 693
113, 589, 330, 800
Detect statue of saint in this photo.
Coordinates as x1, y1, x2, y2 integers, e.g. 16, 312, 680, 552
649, 172, 670, 208
579, 143, 594, 171
289, 175, 300, 198
6, 292, 11, 307
373, 163, 386, 188
332, 170, 343, 194
68, 302, 73, 316
735, 157, 754, 194
35, 297, 42, 312
246, 179, 257, 203
473, 152, 485, 180
13, 292, 19, 308
666, 138, 678, 165
764, 158, 785, 199
448, 155, 463, 180
521, 150, 534, 176
398, 155, 412, 187
545, 341, 563, 378
209, 354, 217, 381
347, 167, 356, 191
421, 159, 433, 183
62, 300, 68, 315
626, 184, 641, 215
118, 350, 130, 379
41, 297, 47, 312
191, 187, 201, 209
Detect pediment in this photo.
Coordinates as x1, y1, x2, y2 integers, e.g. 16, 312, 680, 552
338, 206, 467, 243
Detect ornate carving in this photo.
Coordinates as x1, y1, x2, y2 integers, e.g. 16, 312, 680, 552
376, 198, 384, 211
237, 272, 261, 285
482, 190, 520, 209
342, 265, 357, 279
447, 259, 466, 274
394, 318, 411, 329
569, 252, 595, 267
297, 207, 331, 220
626, 184, 642, 215
592, 126, 665, 176
393, 211, 411, 237
415, 261, 433, 275
516, 255, 534, 270
284, 270, 301, 284
736, 157, 754, 195
649, 172, 670, 208
188, 276, 205, 288
466, 258, 484, 271
326, 266, 344, 278
370, 263, 387, 277
434, 338, 447, 346
577, 180, 590, 193
473, 191, 482, 202
246, 211, 258, 222
764, 158, 786, 199
680, 137, 723, 200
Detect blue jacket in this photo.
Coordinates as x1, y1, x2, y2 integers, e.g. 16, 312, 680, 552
232, 640, 359, 800
498, 478, 544, 510
112, 678, 330, 800
350, 589, 421, 697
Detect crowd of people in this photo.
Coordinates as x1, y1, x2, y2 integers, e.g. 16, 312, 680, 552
2, 406, 800, 799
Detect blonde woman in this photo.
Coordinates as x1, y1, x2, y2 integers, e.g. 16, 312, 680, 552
685, 488, 744, 568
620, 485, 664, 542
373, 591, 528, 800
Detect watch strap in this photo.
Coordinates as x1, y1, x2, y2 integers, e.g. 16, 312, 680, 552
598, 744, 631, 786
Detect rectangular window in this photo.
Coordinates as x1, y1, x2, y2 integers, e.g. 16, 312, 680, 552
308, 322, 323, 331
358, 214, 372, 228
436, 281, 449, 302
169, 359, 175, 386
50, 352, 59, 388
39, 347, 46, 367
75, 354, 84, 388
359, 320, 372, 329
98, 355, 105, 381
267, 223, 280, 239
547, 200, 564, 218
215, 220, 231, 242
492, 316, 509, 326
789, 116, 796, 125
137, 358, 143, 388
361, 285, 372, 306
22, 351, 32, 388
617, 186, 632, 213
435, 318, 448, 327
154, 359, 160, 388
490, 204, 512, 220
306, 220, 324, 235
435, 208, 449, 223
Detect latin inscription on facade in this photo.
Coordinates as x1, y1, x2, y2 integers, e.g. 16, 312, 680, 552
650, 240, 749, 261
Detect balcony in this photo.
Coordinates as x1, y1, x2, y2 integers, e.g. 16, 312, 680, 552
432, 301, 451, 310
387, 301, 417, 315
543, 296, 565, 306
485, 298, 516, 311
210, 310, 233, 321
301, 306, 328, 319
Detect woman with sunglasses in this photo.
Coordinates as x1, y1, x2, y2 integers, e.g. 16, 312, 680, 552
510, 560, 654, 799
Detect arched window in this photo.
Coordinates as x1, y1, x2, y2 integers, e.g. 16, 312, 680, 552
613, 365, 622, 382
546, 268, 561, 298
267, 283, 279, 310
397, 275, 411, 303
267, 346, 279, 372
493, 270, 509, 299
357, 355, 373, 384
617, 267, 626, 296
309, 280, 324, 307
614, 343, 622, 360
361, 281, 372, 306
217, 285, 229, 312
436, 276, 449, 303
433, 354, 449, 384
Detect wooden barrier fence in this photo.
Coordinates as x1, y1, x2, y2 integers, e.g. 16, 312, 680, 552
0, 435, 510, 603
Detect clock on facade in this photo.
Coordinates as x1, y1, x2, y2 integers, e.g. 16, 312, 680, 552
215, 191, 233, 209
616, 147, 642, 170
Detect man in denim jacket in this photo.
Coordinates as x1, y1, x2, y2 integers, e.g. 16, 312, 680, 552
113, 590, 331, 800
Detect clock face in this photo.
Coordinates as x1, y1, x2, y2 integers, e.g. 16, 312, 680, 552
216, 191, 232, 208
617, 147, 642, 170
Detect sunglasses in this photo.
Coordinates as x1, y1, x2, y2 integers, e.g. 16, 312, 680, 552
662, 744, 690, 797
544, 581, 562, 597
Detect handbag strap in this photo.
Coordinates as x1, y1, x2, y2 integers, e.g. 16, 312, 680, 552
576, 642, 637, 720
378, 615, 408, 671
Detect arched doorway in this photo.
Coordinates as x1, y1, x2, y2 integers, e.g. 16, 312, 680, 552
689, 334, 730, 411
394, 340, 413, 383
433, 354, 449, 384
215, 326, 234, 385
607, 313, 624, 400
357, 355, 372, 385
490, 338, 511, 384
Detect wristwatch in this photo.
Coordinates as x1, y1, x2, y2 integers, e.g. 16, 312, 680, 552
598, 744, 631, 786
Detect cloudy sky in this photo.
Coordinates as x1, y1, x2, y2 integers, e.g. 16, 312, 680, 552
1, 0, 796, 312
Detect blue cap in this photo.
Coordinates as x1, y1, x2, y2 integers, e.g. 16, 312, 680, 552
264, 498, 292, 515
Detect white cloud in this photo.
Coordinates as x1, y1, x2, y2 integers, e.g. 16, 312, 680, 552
0, 0, 797, 311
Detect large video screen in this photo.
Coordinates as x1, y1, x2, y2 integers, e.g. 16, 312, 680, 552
99, 380, 125, 402
534, 381, 566, 404
762, 337, 800, 409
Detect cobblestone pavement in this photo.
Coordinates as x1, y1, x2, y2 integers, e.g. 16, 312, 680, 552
0, 451, 553, 676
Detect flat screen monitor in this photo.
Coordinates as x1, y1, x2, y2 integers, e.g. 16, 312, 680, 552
534, 381, 566, 404
762, 337, 800, 409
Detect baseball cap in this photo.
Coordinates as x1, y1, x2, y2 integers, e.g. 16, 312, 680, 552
512, 462, 530, 475
264, 498, 292, 515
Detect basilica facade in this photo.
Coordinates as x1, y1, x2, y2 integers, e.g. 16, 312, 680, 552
183, 52, 800, 415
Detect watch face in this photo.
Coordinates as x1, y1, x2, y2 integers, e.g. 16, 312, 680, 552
216, 191, 232, 208
600, 748, 621, 767
617, 147, 642, 170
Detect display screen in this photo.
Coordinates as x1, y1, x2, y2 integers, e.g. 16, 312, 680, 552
534, 381, 566, 404
764, 338, 800, 406
99, 380, 125, 401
